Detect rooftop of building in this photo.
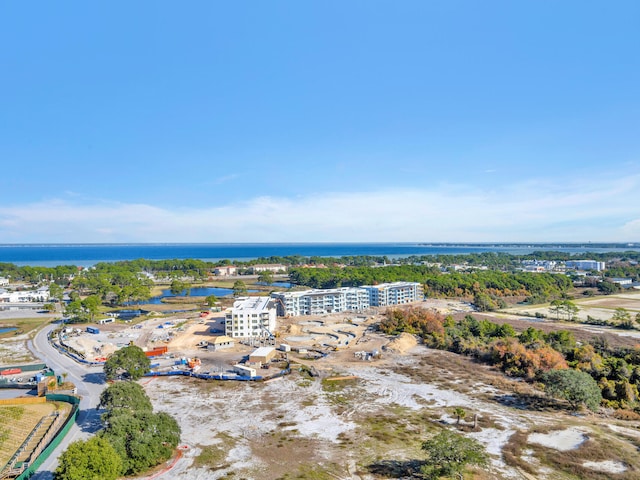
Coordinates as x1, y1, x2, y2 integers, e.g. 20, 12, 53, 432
251, 346, 275, 357
232, 296, 273, 312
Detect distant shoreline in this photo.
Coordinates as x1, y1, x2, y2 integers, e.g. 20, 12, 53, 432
1, 242, 639, 268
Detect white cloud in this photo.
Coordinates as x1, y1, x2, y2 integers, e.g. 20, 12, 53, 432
0, 175, 639, 243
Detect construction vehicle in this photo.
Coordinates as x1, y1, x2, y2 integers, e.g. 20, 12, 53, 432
187, 357, 201, 372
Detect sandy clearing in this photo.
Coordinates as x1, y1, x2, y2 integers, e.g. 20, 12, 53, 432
582, 460, 627, 474
528, 427, 587, 451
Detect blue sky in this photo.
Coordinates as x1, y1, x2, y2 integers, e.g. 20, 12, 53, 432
1, 1, 639, 243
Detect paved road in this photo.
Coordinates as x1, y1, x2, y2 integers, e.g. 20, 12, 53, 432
26, 324, 107, 479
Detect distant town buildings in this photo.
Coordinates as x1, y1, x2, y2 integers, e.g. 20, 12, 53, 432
518, 259, 607, 273
271, 281, 423, 316
0, 286, 50, 303
214, 266, 237, 276
521, 260, 558, 272
250, 264, 287, 274
0, 277, 9, 287
224, 296, 277, 338
565, 260, 606, 272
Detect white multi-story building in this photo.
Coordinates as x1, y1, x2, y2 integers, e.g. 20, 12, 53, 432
271, 287, 370, 317
362, 282, 424, 307
0, 287, 50, 303
0, 277, 9, 287
565, 260, 606, 272
250, 264, 287, 273
225, 296, 277, 338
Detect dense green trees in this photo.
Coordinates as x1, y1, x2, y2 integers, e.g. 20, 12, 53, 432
205, 294, 218, 307
232, 280, 247, 296
258, 270, 274, 285
421, 429, 488, 479
69, 266, 152, 305
54, 437, 122, 480
56, 381, 182, 478
170, 279, 191, 296
99, 381, 152, 418
63, 295, 102, 323
542, 369, 602, 411
103, 345, 150, 381
98, 380, 180, 475
101, 410, 181, 475
379, 308, 640, 410
48, 282, 64, 302
598, 281, 622, 295
288, 265, 572, 301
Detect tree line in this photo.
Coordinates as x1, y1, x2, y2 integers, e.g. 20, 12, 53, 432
288, 265, 573, 305
55, 346, 181, 480
380, 308, 640, 411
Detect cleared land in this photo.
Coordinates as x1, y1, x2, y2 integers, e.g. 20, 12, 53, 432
142, 343, 640, 480
500, 290, 640, 324
4, 291, 640, 479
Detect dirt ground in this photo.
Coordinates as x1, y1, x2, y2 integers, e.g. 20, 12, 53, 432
141, 341, 640, 480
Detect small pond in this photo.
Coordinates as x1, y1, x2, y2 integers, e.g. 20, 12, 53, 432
127, 287, 258, 305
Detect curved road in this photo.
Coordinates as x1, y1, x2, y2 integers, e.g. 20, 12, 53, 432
26, 324, 107, 479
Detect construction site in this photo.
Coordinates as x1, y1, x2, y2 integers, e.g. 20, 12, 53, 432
54, 304, 394, 381
4, 295, 640, 479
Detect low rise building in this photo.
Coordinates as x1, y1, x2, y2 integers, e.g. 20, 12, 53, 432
207, 335, 235, 351
0, 277, 9, 287
225, 296, 277, 338
249, 346, 277, 364
0, 286, 50, 303
565, 260, 606, 272
610, 277, 633, 286
250, 264, 287, 273
214, 266, 237, 276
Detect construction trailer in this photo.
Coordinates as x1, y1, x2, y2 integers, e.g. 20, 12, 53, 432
249, 346, 276, 364
233, 364, 257, 377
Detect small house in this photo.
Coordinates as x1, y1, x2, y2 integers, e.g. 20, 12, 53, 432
207, 335, 235, 351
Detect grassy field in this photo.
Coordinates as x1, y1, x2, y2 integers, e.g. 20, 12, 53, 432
500, 290, 640, 324
0, 317, 54, 339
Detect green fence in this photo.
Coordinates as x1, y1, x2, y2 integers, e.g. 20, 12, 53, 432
0, 364, 46, 373
15, 394, 80, 480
